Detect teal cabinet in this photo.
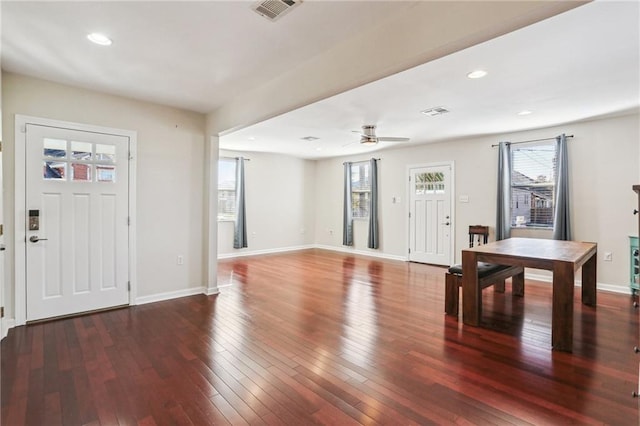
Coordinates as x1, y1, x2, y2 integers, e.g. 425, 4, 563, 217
631, 236, 639, 294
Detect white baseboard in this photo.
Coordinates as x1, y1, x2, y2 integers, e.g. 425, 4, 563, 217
218, 243, 408, 263
218, 244, 315, 259
313, 244, 407, 262
205, 286, 220, 296
1, 318, 15, 340
135, 286, 207, 305
525, 272, 631, 295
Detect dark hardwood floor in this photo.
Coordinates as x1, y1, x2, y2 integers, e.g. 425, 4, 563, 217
2, 249, 639, 425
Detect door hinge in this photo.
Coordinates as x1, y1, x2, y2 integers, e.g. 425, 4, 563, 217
408, 212, 411, 218
0, 307, 4, 318
127, 281, 131, 291
127, 217, 131, 226
408, 248, 411, 254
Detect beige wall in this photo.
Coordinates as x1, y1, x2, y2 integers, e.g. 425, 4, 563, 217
314, 112, 639, 291
2, 70, 637, 326
2, 72, 207, 318
217, 150, 316, 257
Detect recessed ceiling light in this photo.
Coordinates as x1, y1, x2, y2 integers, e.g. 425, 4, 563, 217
301, 136, 319, 141
467, 70, 487, 79
315, 147, 323, 151
517, 110, 533, 116
248, 137, 256, 141
87, 33, 112, 46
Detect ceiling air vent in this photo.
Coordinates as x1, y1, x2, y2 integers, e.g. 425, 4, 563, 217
252, 0, 301, 22
421, 106, 450, 117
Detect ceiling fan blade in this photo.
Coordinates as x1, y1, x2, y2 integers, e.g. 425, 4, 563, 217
377, 137, 410, 142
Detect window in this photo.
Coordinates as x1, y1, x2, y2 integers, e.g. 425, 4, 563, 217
42, 138, 117, 182
351, 161, 370, 218
218, 159, 236, 221
414, 171, 445, 195
511, 143, 556, 228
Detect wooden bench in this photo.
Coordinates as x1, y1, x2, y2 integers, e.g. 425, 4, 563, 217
444, 263, 525, 316
444, 225, 525, 317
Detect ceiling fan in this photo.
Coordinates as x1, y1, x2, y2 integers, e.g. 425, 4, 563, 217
352, 124, 410, 145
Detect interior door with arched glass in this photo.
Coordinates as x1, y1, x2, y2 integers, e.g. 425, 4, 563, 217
409, 165, 452, 265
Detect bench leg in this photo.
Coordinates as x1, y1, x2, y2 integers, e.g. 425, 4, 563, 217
495, 279, 505, 293
445, 273, 460, 316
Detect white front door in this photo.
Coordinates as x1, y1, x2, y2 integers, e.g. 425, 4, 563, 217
25, 124, 130, 321
409, 165, 452, 265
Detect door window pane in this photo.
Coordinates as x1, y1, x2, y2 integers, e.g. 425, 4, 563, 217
71, 163, 92, 182
71, 141, 92, 160
44, 161, 66, 180
95, 144, 116, 162
43, 138, 67, 158
415, 172, 445, 194
96, 165, 116, 182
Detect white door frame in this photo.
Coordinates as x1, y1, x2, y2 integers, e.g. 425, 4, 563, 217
14, 115, 137, 326
406, 161, 455, 264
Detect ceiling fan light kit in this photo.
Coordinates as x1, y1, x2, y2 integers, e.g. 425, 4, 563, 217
356, 124, 410, 145
360, 137, 378, 145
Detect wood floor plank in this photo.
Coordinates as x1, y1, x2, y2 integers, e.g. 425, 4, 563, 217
2, 249, 638, 425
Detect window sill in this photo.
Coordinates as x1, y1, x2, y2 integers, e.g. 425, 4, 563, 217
510, 226, 553, 239
218, 218, 235, 223
511, 225, 553, 231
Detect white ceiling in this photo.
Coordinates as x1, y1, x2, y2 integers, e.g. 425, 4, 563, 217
2, 1, 639, 160
1, 0, 415, 113
222, 0, 640, 158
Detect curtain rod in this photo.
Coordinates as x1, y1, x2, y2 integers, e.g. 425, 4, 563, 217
220, 156, 251, 161
343, 158, 381, 165
491, 134, 573, 147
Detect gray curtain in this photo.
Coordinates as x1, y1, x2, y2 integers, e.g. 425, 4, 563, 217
367, 158, 379, 249
233, 157, 248, 249
552, 134, 571, 240
496, 141, 511, 240
343, 162, 353, 246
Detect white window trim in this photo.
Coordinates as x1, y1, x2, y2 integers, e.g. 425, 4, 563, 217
351, 161, 371, 219
510, 142, 556, 230
217, 158, 237, 222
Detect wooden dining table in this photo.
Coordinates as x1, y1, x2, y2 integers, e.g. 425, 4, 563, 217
462, 237, 597, 352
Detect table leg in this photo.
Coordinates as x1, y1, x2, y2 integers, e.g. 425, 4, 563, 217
582, 251, 597, 306
552, 261, 574, 352
462, 251, 480, 326
512, 270, 525, 297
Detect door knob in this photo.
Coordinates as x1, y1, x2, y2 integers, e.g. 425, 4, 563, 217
29, 235, 48, 243
442, 222, 450, 226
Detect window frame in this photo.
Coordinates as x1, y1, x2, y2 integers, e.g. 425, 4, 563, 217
510, 142, 556, 230
351, 161, 371, 219
217, 158, 237, 222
